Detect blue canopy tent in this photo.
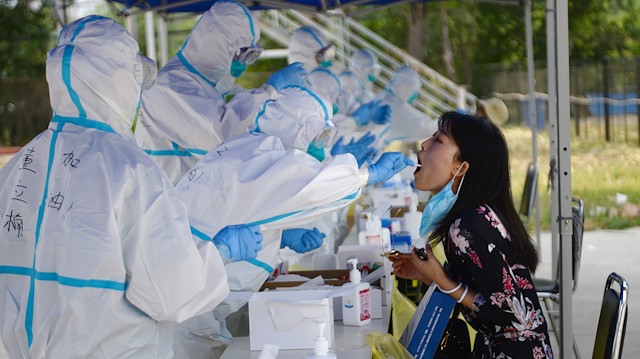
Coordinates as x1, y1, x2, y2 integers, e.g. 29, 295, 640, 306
94, 0, 576, 356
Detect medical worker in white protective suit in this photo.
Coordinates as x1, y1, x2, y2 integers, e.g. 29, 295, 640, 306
172, 85, 414, 357
348, 48, 381, 103
375, 65, 438, 149
135, 0, 307, 185
0, 15, 263, 359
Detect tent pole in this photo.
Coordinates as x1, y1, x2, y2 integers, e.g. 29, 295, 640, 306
524, 0, 541, 254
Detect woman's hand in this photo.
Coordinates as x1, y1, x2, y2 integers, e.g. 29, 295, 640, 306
389, 250, 431, 284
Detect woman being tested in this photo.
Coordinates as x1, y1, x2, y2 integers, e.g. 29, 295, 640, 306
390, 112, 553, 358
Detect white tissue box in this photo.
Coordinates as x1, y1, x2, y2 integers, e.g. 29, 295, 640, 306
248, 289, 335, 350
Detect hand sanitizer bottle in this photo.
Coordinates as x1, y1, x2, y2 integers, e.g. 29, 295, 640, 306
306, 321, 336, 359
342, 259, 371, 326
403, 193, 422, 243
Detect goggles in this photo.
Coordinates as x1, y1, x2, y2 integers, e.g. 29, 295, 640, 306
134, 53, 158, 90
315, 45, 336, 65
233, 45, 263, 65
311, 120, 339, 149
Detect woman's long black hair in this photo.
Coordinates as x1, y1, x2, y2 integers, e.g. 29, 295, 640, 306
429, 111, 539, 272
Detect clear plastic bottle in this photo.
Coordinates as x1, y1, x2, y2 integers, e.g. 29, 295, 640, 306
342, 259, 371, 326
306, 321, 336, 359
313, 241, 337, 270
403, 193, 423, 243
358, 213, 382, 246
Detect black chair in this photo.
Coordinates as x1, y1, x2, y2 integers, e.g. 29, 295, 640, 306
592, 272, 629, 359
519, 162, 539, 226
534, 197, 584, 358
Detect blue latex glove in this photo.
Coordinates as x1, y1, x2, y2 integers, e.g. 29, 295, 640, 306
331, 132, 378, 167
372, 104, 392, 125
280, 228, 326, 253
212, 224, 263, 262
266, 62, 307, 91
351, 101, 376, 126
366, 152, 415, 185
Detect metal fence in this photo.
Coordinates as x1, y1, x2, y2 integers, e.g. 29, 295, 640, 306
476, 56, 640, 145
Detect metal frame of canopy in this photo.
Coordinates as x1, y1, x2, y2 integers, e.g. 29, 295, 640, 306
57, 0, 574, 355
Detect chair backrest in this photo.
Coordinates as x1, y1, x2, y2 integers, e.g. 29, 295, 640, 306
519, 162, 539, 226
592, 272, 629, 359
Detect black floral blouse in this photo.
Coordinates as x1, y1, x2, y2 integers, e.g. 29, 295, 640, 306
442, 204, 554, 359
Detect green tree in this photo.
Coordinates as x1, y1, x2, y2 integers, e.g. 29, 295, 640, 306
0, 0, 56, 77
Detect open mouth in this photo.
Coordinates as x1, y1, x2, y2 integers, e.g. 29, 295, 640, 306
414, 160, 422, 174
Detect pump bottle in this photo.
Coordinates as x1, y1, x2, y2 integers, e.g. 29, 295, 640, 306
403, 193, 422, 243
306, 321, 336, 359
342, 259, 371, 326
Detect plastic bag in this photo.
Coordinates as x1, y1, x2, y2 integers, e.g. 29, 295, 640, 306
366, 331, 414, 359
391, 286, 417, 340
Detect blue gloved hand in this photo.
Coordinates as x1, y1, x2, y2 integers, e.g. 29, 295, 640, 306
212, 224, 263, 262
372, 104, 392, 125
331, 132, 378, 167
266, 62, 307, 91
366, 152, 415, 185
351, 101, 376, 126
280, 228, 326, 253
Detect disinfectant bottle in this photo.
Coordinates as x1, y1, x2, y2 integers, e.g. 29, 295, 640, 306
403, 193, 422, 243
342, 259, 371, 326
306, 321, 336, 359
358, 213, 382, 246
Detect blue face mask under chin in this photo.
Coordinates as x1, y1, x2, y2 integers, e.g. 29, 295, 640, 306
332, 103, 340, 115
419, 162, 467, 237
306, 142, 326, 162
368, 74, 376, 82
230, 60, 247, 78
319, 60, 333, 68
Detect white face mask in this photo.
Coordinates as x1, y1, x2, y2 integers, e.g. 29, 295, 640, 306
419, 162, 467, 237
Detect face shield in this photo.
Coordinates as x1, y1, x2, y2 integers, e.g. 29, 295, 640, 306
134, 53, 157, 90
311, 119, 339, 149
315, 44, 335, 68
307, 121, 338, 162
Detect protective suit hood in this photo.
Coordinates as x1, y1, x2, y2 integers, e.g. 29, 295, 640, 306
47, 15, 150, 140
249, 86, 332, 152
306, 68, 342, 105
179, 0, 260, 91
387, 66, 421, 103
288, 26, 330, 73
349, 49, 380, 84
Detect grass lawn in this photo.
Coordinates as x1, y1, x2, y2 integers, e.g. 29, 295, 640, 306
505, 115, 640, 231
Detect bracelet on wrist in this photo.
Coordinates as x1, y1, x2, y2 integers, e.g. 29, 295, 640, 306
457, 284, 470, 303
437, 282, 462, 294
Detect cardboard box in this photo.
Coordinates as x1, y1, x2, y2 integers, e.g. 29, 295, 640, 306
248, 289, 335, 350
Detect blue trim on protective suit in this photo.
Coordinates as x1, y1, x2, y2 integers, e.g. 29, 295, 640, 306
309, 68, 342, 91
51, 115, 119, 135
280, 85, 330, 125
0, 266, 125, 291
62, 46, 86, 119
143, 142, 207, 157
251, 99, 275, 133
300, 27, 326, 47
191, 226, 212, 241
26, 121, 62, 346
177, 50, 217, 89
246, 259, 274, 274
218, 0, 256, 46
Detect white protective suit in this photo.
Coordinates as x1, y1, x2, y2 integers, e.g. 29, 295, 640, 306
0, 16, 229, 359
306, 68, 356, 141
338, 70, 365, 116
288, 26, 333, 73
173, 86, 366, 357
349, 49, 381, 103
135, 0, 277, 185
375, 66, 438, 148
